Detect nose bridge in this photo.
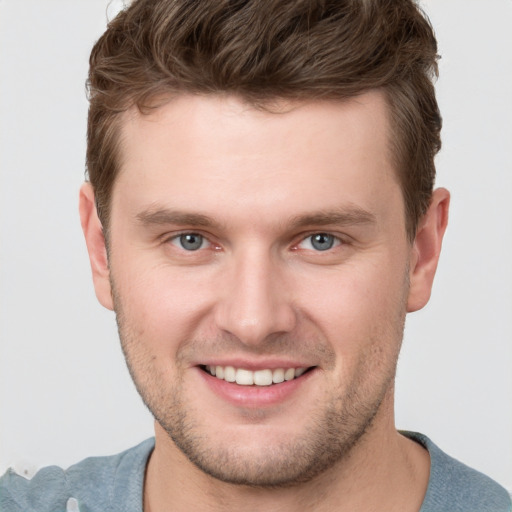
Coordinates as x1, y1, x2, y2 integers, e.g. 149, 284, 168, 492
215, 243, 296, 345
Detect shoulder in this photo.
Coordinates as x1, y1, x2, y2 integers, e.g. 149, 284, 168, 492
402, 431, 512, 512
0, 438, 154, 512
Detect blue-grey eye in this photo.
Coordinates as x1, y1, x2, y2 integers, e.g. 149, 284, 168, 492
178, 233, 204, 251
309, 233, 336, 251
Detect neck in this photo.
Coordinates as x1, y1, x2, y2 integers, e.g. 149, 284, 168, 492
143, 392, 430, 512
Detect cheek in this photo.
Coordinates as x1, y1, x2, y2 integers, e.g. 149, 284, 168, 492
295, 260, 408, 351
111, 260, 219, 350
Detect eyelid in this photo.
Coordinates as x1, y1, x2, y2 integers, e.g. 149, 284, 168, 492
164, 230, 222, 251
293, 231, 346, 249
297, 233, 342, 251
162, 229, 205, 241
161, 230, 348, 252
170, 233, 210, 250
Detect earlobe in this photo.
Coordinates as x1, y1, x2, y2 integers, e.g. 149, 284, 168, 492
79, 183, 114, 311
407, 188, 450, 312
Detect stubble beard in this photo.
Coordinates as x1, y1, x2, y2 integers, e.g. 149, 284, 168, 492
112, 284, 406, 488
151, 371, 396, 488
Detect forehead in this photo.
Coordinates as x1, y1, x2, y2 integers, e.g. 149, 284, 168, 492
119, 91, 393, 162
112, 92, 402, 230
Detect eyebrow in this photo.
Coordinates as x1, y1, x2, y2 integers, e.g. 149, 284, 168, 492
136, 208, 224, 229
135, 205, 376, 230
287, 207, 377, 230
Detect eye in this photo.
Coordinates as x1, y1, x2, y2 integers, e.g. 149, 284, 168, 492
298, 233, 341, 251
171, 233, 209, 251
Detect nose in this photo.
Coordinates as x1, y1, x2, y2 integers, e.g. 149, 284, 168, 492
214, 247, 297, 347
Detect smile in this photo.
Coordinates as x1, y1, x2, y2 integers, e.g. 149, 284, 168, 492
203, 365, 311, 386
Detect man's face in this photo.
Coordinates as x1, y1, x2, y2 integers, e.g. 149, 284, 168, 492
100, 92, 416, 486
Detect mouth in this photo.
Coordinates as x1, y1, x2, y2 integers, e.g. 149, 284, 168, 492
200, 365, 315, 386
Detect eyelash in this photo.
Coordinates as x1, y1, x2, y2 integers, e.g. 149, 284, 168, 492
166, 231, 345, 253
295, 233, 343, 252
168, 232, 214, 251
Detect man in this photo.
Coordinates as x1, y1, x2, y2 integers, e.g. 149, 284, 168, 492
1, 0, 510, 511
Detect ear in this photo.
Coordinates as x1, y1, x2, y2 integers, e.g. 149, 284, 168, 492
407, 188, 450, 312
79, 182, 114, 310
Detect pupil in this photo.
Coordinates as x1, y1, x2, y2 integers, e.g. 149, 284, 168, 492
311, 233, 333, 251
180, 233, 203, 250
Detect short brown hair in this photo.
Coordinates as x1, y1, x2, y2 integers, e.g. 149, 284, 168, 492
86, 0, 441, 239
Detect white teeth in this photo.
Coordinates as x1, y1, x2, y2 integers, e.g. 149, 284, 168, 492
235, 369, 254, 386
284, 368, 295, 381
224, 366, 236, 382
253, 369, 273, 386
272, 368, 285, 384
205, 365, 309, 386
294, 367, 306, 377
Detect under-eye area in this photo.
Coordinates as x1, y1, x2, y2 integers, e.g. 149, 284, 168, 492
200, 365, 316, 386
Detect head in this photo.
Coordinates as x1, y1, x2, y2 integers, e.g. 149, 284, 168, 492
80, 0, 449, 489
86, 0, 441, 241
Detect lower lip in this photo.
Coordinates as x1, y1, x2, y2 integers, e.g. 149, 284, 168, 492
196, 367, 317, 408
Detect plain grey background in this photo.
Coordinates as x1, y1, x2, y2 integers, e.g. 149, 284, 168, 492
1, 0, 511, 491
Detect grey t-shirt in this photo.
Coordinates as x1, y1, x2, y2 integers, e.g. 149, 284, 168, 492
1, 432, 510, 512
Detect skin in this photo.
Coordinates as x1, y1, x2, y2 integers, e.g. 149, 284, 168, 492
80, 91, 449, 511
